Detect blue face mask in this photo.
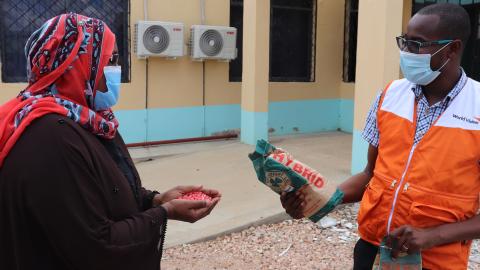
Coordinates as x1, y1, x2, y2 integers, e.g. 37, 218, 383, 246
94, 66, 121, 111
399, 43, 451, 86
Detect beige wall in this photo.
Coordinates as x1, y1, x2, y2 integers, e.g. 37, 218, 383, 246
0, 0, 351, 109
241, 0, 270, 113
270, 0, 346, 101
207, 0, 350, 106
340, 82, 355, 100
133, 0, 350, 109
120, 0, 148, 110
403, 0, 413, 34
0, 67, 25, 104
204, 1, 241, 106
351, 0, 412, 130
353, 0, 405, 130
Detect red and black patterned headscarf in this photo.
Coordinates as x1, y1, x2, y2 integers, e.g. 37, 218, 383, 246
0, 13, 119, 166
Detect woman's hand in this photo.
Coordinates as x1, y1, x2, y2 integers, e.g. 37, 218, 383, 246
153, 185, 221, 207
161, 198, 220, 223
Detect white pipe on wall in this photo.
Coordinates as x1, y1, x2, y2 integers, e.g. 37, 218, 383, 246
200, 0, 206, 25
144, 0, 148, 20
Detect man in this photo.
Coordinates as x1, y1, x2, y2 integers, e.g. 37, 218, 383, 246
281, 3, 478, 270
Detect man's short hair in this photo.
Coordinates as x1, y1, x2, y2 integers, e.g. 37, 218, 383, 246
417, 3, 471, 46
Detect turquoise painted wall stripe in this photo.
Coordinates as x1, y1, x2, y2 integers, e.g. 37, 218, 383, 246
241, 110, 269, 145
339, 99, 354, 133
205, 104, 241, 135
115, 99, 354, 144
240, 110, 268, 145
269, 99, 339, 135
115, 109, 147, 143
351, 129, 369, 175
146, 107, 205, 142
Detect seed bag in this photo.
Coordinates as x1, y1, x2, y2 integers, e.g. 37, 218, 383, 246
249, 139, 344, 223
373, 238, 422, 270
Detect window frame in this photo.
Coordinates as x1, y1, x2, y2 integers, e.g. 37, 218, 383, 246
268, 1, 317, 82
0, 0, 131, 83
342, 0, 358, 83
229, 0, 317, 83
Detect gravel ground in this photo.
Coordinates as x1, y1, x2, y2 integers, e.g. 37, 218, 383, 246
162, 204, 480, 270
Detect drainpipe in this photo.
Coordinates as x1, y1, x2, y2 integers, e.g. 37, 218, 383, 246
126, 134, 237, 148
200, 0, 207, 136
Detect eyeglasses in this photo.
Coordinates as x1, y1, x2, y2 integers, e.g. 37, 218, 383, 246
396, 36, 453, 54
109, 53, 119, 65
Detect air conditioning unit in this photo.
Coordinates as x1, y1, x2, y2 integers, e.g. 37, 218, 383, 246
135, 21, 184, 59
190, 25, 237, 61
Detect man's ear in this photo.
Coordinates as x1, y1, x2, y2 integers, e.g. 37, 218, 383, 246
448, 40, 463, 60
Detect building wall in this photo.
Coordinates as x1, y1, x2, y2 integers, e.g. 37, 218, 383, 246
0, 0, 354, 144
350, 0, 412, 174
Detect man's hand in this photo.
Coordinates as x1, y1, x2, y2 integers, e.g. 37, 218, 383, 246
161, 198, 220, 223
338, 144, 377, 204
153, 185, 221, 207
387, 225, 438, 258
280, 191, 305, 219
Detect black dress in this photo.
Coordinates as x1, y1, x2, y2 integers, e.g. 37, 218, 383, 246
0, 114, 167, 270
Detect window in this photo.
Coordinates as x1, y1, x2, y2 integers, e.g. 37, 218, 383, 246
412, 0, 480, 81
229, 0, 317, 82
229, 0, 243, 82
0, 0, 130, 83
270, 0, 316, 82
343, 0, 358, 82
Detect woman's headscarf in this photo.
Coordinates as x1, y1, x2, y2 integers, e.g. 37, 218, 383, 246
0, 13, 119, 166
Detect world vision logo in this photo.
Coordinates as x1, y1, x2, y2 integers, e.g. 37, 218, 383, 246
452, 114, 479, 125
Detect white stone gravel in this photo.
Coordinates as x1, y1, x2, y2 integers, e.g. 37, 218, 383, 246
162, 203, 480, 270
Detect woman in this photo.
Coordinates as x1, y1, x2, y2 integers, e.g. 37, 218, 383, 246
0, 13, 220, 270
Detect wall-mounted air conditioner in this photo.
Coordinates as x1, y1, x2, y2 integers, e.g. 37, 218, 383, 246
190, 25, 237, 61
135, 21, 184, 59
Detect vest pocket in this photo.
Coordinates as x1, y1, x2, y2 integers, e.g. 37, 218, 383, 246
405, 183, 478, 218
409, 202, 461, 228
421, 242, 465, 270
408, 202, 468, 269
357, 180, 387, 241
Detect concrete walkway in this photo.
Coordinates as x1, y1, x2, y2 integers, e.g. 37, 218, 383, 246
128, 132, 353, 248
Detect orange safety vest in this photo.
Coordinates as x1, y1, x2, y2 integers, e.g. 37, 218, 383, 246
358, 78, 480, 270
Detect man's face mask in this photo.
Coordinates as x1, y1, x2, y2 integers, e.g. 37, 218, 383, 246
94, 66, 121, 111
399, 42, 452, 86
